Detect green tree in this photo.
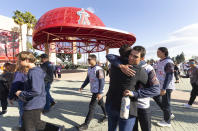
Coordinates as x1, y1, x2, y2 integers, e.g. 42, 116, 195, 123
171, 57, 175, 62
174, 52, 185, 64
13, 10, 37, 51
12, 10, 24, 50
26, 41, 34, 51
23, 11, 37, 33
77, 53, 82, 59
180, 52, 185, 62
175, 55, 181, 63
23, 11, 37, 51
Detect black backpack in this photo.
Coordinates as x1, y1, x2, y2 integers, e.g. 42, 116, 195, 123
0, 76, 9, 99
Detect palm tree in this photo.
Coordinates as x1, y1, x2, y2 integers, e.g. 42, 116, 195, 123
23, 11, 37, 51
12, 10, 24, 51
12, 10, 37, 51
23, 11, 37, 34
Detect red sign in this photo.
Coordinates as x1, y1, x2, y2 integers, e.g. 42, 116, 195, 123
0, 29, 19, 61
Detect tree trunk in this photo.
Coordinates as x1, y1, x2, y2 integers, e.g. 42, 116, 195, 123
26, 27, 29, 51
19, 25, 23, 51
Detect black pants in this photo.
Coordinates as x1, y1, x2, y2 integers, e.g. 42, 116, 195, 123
188, 84, 198, 105
58, 74, 61, 78
0, 97, 8, 111
53, 71, 57, 78
174, 72, 179, 81
133, 108, 151, 131
22, 109, 60, 131
85, 93, 107, 125
153, 89, 172, 124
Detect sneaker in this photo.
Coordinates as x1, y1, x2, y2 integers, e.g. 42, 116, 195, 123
50, 101, 56, 108
157, 121, 171, 127
78, 123, 88, 130
171, 114, 175, 120
42, 109, 50, 114
58, 125, 65, 131
98, 116, 108, 123
183, 104, 192, 108
0, 110, 7, 115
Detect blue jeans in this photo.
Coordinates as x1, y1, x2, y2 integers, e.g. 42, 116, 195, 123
44, 82, 54, 110
18, 100, 24, 127
106, 103, 136, 131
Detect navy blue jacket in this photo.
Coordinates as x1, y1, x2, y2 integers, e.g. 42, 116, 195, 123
19, 67, 46, 110
9, 72, 27, 100
41, 61, 54, 83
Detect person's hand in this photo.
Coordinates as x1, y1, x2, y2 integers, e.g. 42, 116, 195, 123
123, 90, 133, 97
97, 94, 103, 100
78, 88, 83, 92
9, 99, 14, 105
119, 64, 136, 77
160, 89, 166, 96
15, 91, 22, 97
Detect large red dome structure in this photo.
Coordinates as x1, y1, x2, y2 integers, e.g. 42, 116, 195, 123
33, 7, 136, 54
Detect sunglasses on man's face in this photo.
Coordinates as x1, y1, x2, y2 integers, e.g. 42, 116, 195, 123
189, 62, 195, 65
88, 58, 91, 61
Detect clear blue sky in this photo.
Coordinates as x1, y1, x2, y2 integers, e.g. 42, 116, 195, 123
1, 0, 198, 60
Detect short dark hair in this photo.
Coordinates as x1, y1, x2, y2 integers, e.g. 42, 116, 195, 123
189, 59, 195, 62
119, 44, 131, 58
88, 54, 97, 60
40, 54, 49, 59
132, 46, 146, 58
3, 63, 12, 72
158, 47, 169, 57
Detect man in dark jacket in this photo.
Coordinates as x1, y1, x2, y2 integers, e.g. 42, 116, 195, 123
40, 54, 56, 113
106, 46, 160, 131
106, 45, 148, 131
0, 63, 14, 115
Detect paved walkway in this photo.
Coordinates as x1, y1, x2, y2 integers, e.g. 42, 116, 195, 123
0, 69, 198, 131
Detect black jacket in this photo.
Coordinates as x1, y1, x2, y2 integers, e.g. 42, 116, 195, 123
41, 61, 54, 83
106, 59, 148, 117
0, 72, 14, 99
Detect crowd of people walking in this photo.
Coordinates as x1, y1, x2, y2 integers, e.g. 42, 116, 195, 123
0, 45, 197, 131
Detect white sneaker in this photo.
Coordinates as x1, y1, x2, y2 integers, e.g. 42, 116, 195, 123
157, 121, 171, 127
171, 114, 175, 120
183, 104, 192, 108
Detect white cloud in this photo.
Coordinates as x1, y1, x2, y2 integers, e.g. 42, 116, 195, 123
171, 24, 198, 38
78, 23, 198, 63
146, 23, 198, 60
87, 7, 95, 14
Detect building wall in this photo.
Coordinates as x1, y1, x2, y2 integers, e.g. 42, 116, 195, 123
0, 15, 18, 31
0, 15, 32, 52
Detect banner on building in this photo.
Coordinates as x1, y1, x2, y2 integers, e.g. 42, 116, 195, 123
0, 29, 19, 62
